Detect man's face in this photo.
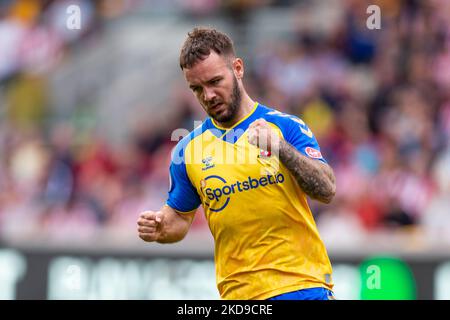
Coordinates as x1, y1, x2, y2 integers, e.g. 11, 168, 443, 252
183, 51, 242, 124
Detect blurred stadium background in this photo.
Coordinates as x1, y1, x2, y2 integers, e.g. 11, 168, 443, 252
1, 0, 450, 300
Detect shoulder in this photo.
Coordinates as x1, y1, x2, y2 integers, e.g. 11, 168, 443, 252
257, 104, 326, 162
259, 104, 305, 125
257, 104, 311, 138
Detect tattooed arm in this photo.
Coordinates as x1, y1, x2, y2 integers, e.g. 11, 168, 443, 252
248, 118, 336, 204
278, 139, 336, 204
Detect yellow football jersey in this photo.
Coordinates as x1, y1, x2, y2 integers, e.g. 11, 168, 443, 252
167, 103, 333, 300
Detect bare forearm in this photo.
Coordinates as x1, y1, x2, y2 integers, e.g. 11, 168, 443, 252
278, 140, 336, 203
157, 206, 194, 244
157, 225, 187, 243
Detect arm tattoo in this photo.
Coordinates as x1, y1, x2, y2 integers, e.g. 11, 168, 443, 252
278, 140, 336, 203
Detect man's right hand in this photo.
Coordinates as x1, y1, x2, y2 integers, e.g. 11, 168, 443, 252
137, 210, 164, 242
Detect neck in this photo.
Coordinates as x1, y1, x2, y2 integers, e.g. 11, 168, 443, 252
215, 93, 255, 129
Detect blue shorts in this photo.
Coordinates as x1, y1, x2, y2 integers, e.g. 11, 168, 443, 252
268, 287, 335, 300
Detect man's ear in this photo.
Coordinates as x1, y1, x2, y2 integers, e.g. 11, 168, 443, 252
233, 58, 244, 79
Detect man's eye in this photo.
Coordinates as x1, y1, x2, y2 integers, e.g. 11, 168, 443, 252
211, 79, 220, 85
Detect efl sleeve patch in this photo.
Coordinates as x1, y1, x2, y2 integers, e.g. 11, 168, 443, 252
305, 147, 323, 159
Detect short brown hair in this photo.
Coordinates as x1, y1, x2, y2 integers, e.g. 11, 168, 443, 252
179, 27, 236, 70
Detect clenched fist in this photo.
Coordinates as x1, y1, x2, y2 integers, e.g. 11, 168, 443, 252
137, 210, 164, 242
248, 118, 280, 153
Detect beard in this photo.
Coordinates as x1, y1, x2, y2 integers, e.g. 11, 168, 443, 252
207, 75, 242, 124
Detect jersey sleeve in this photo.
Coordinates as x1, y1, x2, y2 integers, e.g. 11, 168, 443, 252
166, 141, 201, 213
264, 109, 327, 163
284, 116, 327, 163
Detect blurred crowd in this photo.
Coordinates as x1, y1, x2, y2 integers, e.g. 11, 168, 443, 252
1, 0, 450, 247
251, 0, 450, 248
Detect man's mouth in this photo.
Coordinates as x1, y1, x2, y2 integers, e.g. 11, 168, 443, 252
210, 102, 223, 111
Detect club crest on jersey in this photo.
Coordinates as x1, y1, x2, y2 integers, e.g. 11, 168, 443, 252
305, 147, 322, 159
258, 149, 272, 158
202, 156, 215, 171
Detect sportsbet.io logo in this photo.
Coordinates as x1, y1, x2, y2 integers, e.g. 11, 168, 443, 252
200, 174, 285, 212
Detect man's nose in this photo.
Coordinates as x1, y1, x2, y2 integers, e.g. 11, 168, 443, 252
203, 87, 216, 102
